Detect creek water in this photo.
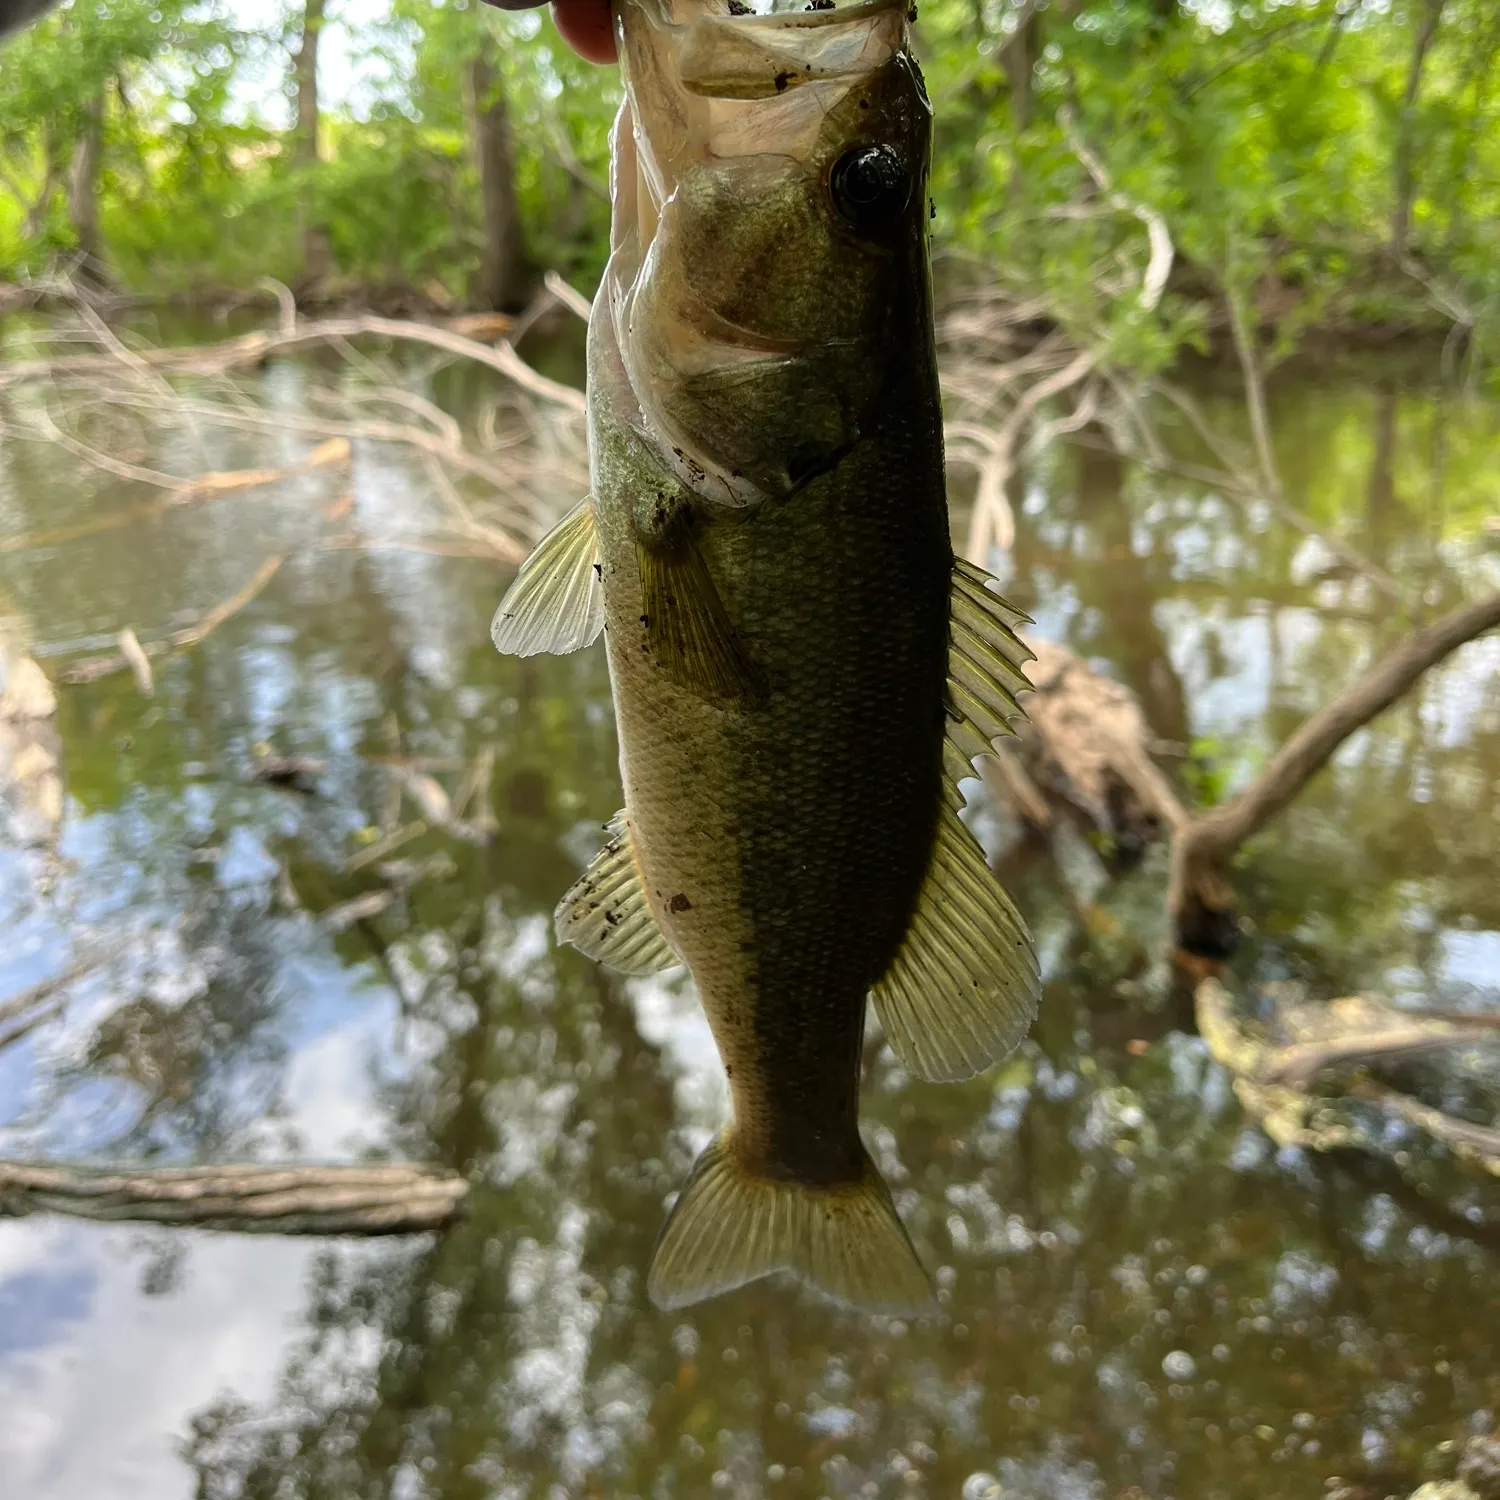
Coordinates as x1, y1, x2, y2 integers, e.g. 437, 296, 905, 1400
1, 327, 1498, 1499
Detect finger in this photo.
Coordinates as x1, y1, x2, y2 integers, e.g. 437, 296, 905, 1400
551, 0, 617, 62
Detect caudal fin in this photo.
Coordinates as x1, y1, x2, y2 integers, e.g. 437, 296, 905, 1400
647, 1133, 935, 1316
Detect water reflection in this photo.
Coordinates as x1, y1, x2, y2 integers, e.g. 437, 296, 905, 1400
1, 355, 1498, 1497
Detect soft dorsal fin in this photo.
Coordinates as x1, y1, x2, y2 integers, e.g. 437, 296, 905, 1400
867, 556, 1040, 1083
491, 498, 604, 657
870, 802, 1040, 1082
554, 812, 681, 975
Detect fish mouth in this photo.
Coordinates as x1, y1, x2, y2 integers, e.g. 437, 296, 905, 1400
606, 0, 912, 506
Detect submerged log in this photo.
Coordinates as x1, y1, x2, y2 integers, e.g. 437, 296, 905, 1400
1196, 978, 1500, 1178
0, 1160, 468, 1235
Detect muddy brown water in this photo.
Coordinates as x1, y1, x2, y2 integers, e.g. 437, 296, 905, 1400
1, 330, 1498, 1499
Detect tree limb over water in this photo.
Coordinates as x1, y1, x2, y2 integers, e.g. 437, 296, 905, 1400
990, 591, 1500, 953
1170, 589, 1500, 952
0, 281, 593, 577
0, 1160, 468, 1235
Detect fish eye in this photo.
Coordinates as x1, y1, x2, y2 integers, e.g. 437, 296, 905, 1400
829, 145, 910, 233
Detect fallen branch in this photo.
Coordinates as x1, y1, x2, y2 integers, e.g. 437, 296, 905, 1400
1171, 589, 1500, 951
60, 554, 288, 684
1197, 978, 1500, 1178
0, 1160, 467, 1234
0, 314, 586, 415
982, 593, 1500, 954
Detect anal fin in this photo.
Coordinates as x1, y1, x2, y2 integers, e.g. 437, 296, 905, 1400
491, 498, 604, 657
554, 812, 680, 975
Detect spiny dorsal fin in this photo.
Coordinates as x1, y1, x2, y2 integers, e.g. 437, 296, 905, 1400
636, 529, 763, 701
944, 556, 1034, 774
554, 812, 681, 975
491, 498, 604, 657
648, 1131, 935, 1316
870, 801, 1041, 1083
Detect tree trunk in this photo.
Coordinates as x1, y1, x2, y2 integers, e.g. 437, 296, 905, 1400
464, 48, 533, 314
22, 127, 61, 240
1390, 0, 1447, 261
66, 83, 105, 277
293, 0, 323, 165
292, 0, 332, 285
1003, 2, 1041, 131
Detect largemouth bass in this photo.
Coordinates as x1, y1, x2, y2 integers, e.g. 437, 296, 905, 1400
492, 0, 1039, 1314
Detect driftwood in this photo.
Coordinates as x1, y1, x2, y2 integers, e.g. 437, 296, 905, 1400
0, 1160, 468, 1234
1197, 977, 1500, 1178
991, 593, 1500, 953
1009, 639, 1187, 850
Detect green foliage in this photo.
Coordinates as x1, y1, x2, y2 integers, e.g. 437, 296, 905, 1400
1, 0, 1498, 365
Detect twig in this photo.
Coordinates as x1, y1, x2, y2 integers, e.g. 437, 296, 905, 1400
60, 555, 287, 683
1058, 106, 1174, 314
117, 628, 154, 696
1223, 267, 1284, 501
543, 270, 594, 323
0, 314, 587, 415
169, 554, 286, 649
0, 1003, 64, 1056
323, 891, 398, 933
0, 938, 135, 1030
256, 275, 298, 337
344, 821, 428, 874
0, 1160, 467, 1234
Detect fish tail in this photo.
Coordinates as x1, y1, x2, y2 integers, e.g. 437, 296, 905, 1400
647, 1132, 935, 1316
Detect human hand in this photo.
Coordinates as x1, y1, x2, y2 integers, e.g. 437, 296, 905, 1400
483, 0, 616, 63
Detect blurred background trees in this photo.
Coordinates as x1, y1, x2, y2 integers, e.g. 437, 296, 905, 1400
1, 0, 1498, 359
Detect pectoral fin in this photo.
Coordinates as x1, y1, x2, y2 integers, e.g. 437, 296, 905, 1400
554, 812, 681, 975
491, 498, 604, 657
868, 557, 1041, 1083
636, 528, 762, 701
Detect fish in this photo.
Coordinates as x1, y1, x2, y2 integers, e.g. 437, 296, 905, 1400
492, 0, 1039, 1315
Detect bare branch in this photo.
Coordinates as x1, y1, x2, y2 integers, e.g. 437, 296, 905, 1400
543, 270, 594, 323
1189, 590, 1500, 863
1058, 106, 1175, 313
0, 1160, 467, 1234
1171, 590, 1500, 950
1, 314, 587, 415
